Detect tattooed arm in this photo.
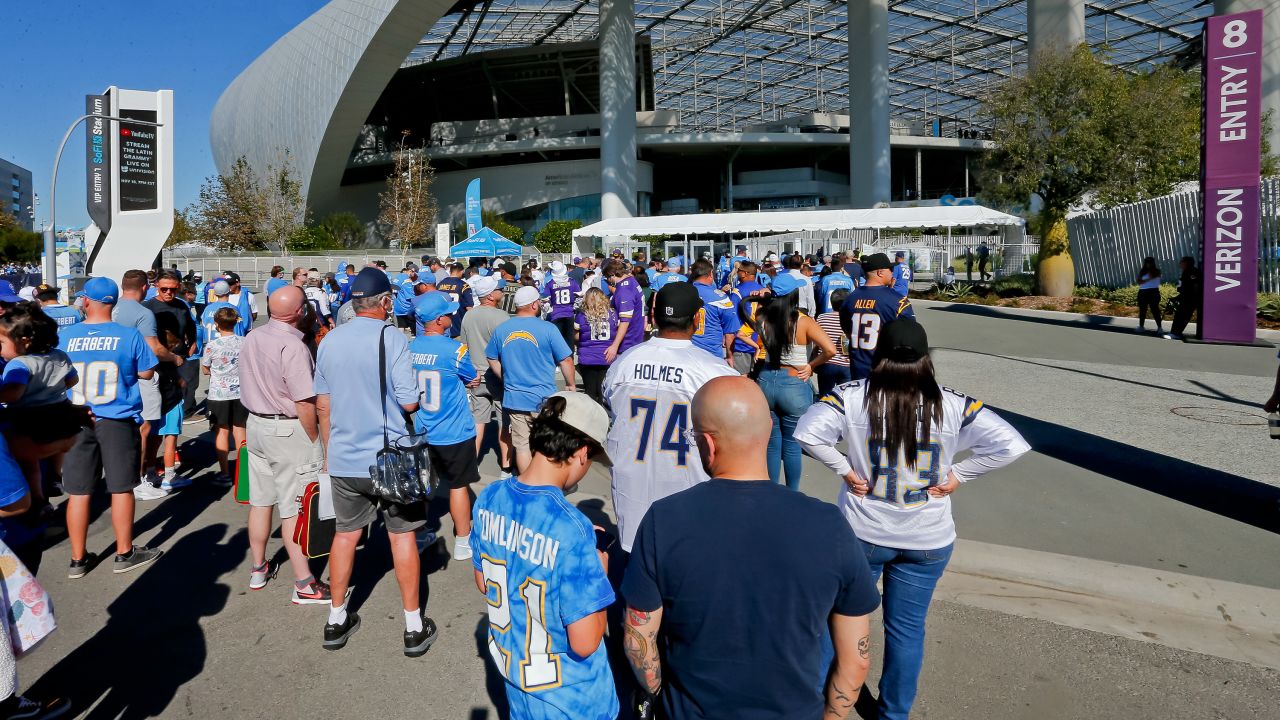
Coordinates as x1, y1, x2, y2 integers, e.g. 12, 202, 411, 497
824, 612, 872, 719
623, 605, 665, 694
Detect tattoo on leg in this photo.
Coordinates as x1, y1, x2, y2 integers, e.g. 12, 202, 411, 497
858, 635, 870, 660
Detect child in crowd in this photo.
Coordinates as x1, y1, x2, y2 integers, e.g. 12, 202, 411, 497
574, 288, 617, 405
201, 307, 246, 486
0, 303, 82, 505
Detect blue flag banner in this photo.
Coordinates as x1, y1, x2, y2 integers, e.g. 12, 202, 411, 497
465, 178, 482, 237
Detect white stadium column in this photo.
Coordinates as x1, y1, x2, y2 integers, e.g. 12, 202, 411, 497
1027, 0, 1085, 67
849, 0, 891, 208
600, 0, 638, 221
1215, 0, 1280, 157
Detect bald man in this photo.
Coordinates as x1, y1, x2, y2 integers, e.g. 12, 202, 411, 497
621, 376, 880, 720
238, 284, 332, 604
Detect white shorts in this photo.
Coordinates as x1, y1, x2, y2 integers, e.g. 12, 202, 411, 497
139, 374, 162, 422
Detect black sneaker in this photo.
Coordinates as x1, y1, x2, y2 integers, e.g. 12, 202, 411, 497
67, 557, 91, 580
112, 546, 163, 574
323, 611, 360, 651
0, 693, 70, 719
403, 616, 439, 658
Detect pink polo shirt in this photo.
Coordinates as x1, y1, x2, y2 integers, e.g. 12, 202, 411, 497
238, 319, 315, 416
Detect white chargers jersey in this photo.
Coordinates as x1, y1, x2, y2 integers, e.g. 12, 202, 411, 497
794, 380, 1029, 550
603, 337, 740, 551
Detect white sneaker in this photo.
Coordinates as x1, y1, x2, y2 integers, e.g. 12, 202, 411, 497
453, 534, 473, 562
133, 482, 170, 501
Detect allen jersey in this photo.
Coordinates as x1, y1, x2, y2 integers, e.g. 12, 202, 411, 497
690, 282, 739, 359
837, 286, 916, 380
60, 321, 159, 421
409, 334, 477, 446
472, 478, 617, 720
794, 380, 1029, 551
601, 337, 739, 551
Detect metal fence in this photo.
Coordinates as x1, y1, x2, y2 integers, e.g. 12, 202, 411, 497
1068, 178, 1280, 291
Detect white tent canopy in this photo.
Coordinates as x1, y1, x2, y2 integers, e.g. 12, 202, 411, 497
573, 204, 1024, 238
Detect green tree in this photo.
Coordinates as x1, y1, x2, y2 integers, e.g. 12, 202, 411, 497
191, 156, 266, 252
286, 225, 336, 252
378, 132, 438, 249
164, 208, 195, 248
482, 210, 525, 244
260, 150, 308, 253
533, 220, 581, 253
318, 211, 364, 248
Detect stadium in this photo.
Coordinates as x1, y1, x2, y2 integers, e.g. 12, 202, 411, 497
210, 0, 1275, 249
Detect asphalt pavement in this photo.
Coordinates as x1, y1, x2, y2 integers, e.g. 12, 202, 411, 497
16, 303, 1280, 719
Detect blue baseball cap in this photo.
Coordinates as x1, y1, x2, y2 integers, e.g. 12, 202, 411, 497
0, 280, 19, 304
666, 258, 681, 270
413, 291, 459, 324
83, 277, 120, 304
349, 266, 392, 298
769, 272, 802, 298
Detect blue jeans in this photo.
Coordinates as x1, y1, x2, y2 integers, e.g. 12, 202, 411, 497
755, 368, 813, 490
863, 541, 953, 720
816, 363, 852, 398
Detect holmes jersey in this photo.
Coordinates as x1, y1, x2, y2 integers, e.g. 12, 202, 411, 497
602, 337, 739, 551
690, 282, 739, 358
60, 321, 159, 421
472, 478, 618, 720
838, 286, 916, 380
409, 334, 477, 446
793, 380, 1029, 551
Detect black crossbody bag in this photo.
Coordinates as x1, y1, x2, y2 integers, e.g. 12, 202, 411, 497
368, 327, 439, 504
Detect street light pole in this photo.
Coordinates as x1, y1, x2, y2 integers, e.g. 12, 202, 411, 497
44, 113, 164, 285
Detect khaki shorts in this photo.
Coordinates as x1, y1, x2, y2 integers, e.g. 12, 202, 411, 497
245, 415, 323, 519
504, 410, 534, 455
468, 372, 503, 425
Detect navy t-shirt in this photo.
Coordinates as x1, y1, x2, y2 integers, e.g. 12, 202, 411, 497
621, 479, 880, 720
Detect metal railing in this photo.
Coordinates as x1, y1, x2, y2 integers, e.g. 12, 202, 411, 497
1068, 179, 1280, 292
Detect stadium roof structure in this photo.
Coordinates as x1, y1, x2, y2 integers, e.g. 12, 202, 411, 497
407, 0, 1213, 136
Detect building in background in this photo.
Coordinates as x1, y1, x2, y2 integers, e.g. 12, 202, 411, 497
0, 158, 34, 232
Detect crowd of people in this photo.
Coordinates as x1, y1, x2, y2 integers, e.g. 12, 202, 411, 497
0, 245, 1032, 720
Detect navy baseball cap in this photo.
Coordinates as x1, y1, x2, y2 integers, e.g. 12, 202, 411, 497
0, 280, 21, 303
414, 291, 459, 323
83, 277, 120, 304
350, 266, 392, 298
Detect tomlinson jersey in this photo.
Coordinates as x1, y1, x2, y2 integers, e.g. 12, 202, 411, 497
793, 380, 1029, 550
602, 337, 739, 551
542, 275, 582, 321
409, 334, 477, 446
690, 281, 738, 358
472, 478, 617, 720
60, 321, 158, 421
838, 286, 916, 380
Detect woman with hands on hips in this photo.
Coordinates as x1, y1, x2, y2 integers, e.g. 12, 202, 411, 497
793, 318, 1029, 720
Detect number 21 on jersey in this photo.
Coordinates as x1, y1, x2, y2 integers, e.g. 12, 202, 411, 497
482, 556, 562, 690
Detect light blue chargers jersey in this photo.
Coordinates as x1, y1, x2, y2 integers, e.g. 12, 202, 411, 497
484, 317, 572, 413
691, 282, 738, 357
393, 273, 417, 316
651, 271, 686, 292
43, 304, 82, 329
60, 321, 158, 421
200, 301, 243, 348
472, 478, 617, 720
818, 272, 855, 314
409, 334, 477, 446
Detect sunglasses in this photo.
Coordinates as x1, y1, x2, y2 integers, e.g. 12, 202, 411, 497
156, 285, 179, 293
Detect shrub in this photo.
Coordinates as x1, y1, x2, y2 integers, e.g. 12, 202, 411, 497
533, 220, 582, 254
1258, 293, 1280, 321
1068, 298, 1095, 314
992, 274, 1035, 298
1073, 285, 1106, 299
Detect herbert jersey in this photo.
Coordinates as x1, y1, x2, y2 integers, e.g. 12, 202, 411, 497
60, 322, 158, 421
409, 334, 477, 446
472, 478, 617, 720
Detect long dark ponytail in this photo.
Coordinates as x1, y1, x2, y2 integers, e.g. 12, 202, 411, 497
738, 291, 799, 369
864, 354, 943, 470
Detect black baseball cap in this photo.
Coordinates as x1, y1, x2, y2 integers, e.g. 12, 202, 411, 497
350, 266, 392, 298
861, 253, 893, 272
655, 281, 702, 319
34, 283, 59, 299
876, 319, 930, 362
223, 271, 242, 284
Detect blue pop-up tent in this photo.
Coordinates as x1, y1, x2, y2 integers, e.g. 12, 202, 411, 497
449, 227, 524, 258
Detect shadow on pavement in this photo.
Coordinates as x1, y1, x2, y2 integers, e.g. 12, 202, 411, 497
996, 407, 1280, 533
473, 615, 511, 720
28, 523, 242, 719
927, 302, 1162, 336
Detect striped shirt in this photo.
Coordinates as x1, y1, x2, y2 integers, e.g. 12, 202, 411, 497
816, 311, 850, 367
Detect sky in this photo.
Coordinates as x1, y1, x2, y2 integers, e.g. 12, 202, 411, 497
0, 0, 325, 230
